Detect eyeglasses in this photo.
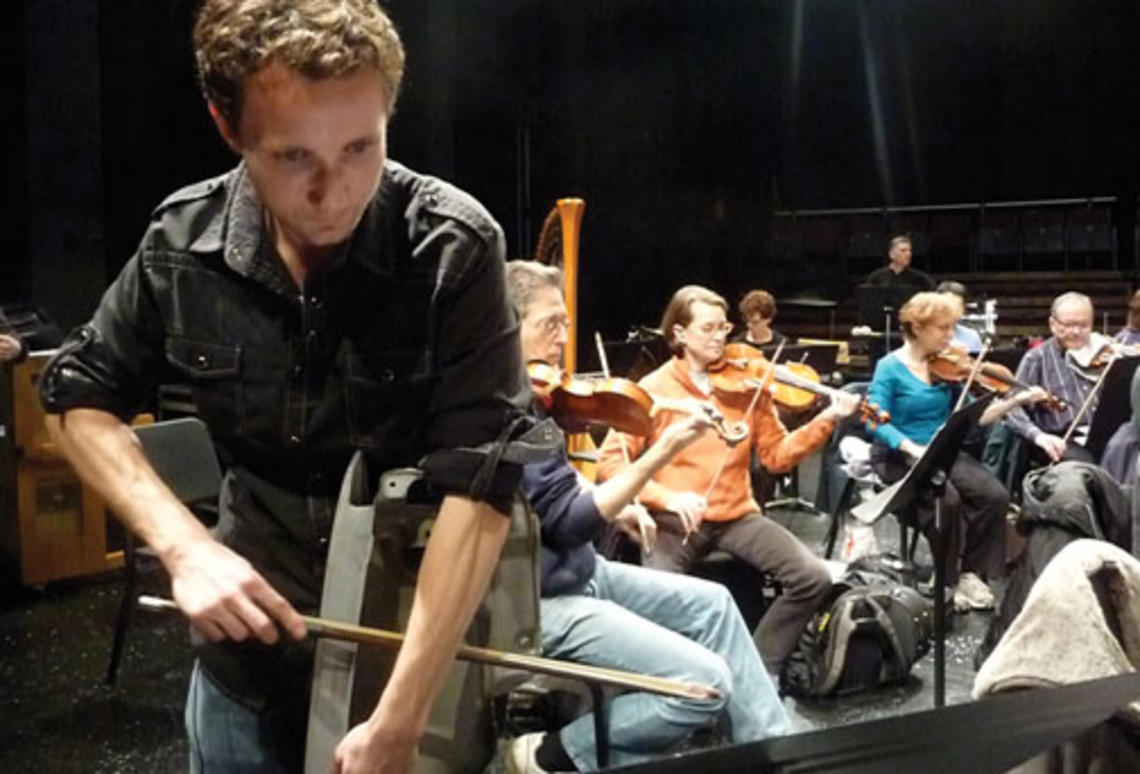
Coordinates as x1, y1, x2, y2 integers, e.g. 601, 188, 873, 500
690, 321, 734, 337
534, 314, 571, 338
1051, 316, 1092, 331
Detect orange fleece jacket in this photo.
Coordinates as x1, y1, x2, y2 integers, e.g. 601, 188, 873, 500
597, 358, 835, 522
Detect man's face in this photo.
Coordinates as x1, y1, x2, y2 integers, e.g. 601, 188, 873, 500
677, 301, 731, 367
227, 63, 389, 253
1049, 298, 1094, 350
888, 241, 912, 272
520, 285, 570, 366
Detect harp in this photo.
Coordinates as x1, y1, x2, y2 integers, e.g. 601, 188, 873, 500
533, 198, 596, 480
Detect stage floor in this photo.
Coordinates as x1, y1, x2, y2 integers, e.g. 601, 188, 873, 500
0, 504, 996, 772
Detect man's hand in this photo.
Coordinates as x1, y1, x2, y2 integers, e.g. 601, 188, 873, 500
0, 334, 22, 362
333, 721, 415, 774
1035, 432, 1067, 462
1018, 386, 1050, 406
613, 503, 657, 554
166, 535, 306, 644
665, 491, 707, 535
821, 390, 861, 422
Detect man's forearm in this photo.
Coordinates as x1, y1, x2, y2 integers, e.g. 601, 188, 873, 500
366, 494, 510, 739
45, 408, 209, 562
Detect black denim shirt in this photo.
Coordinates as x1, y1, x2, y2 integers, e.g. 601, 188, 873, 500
40, 160, 530, 703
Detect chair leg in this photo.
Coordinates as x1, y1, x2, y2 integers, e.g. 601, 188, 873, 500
105, 534, 139, 685
588, 682, 610, 769
824, 477, 857, 559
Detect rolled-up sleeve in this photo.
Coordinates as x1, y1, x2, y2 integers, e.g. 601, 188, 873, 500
40, 248, 165, 419
419, 222, 532, 511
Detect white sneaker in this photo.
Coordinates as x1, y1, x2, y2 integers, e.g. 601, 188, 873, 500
505, 732, 549, 774
953, 572, 995, 612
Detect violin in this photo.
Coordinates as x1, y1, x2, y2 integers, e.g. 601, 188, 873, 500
527, 361, 749, 446
926, 345, 1067, 412
709, 343, 891, 428
1066, 336, 1140, 376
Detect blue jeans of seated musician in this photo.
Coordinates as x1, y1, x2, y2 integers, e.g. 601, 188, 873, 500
541, 556, 789, 771
185, 660, 306, 774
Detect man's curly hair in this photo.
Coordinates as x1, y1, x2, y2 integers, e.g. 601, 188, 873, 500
193, 0, 405, 129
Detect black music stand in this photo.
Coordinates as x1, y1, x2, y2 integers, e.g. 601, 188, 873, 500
612, 671, 1140, 773
850, 393, 996, 708
855, 284, 906, 360
1086, 355, 1140, 461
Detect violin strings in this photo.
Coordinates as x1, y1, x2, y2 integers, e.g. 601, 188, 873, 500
701, 340, 782, 506
953, 337, 992, 413
1059, 348, 1118, 450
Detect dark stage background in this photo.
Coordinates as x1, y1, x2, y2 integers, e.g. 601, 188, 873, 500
6, 0, 1140, 354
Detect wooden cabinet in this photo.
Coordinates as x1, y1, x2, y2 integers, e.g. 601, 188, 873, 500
1, 352, 124, 585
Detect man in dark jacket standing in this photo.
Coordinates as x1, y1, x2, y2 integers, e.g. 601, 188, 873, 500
40, 2, 530, 771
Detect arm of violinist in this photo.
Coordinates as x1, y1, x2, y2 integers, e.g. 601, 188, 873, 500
866, 358, 908, 450
979, 386, 1050, 426
752, 394, 835, 473
1003, 348, 1049, 443
591, 414, 712, 518
596, 426, 673, 512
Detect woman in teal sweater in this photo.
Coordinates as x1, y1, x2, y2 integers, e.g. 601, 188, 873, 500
866, 292, 1046, 611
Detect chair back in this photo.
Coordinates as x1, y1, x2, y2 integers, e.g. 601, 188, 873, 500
133, 417, 222, 507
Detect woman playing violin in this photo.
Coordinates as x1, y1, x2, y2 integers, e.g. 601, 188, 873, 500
597, 285, 861, 680
504, 263, 790, 769
866, 292, 1048, 612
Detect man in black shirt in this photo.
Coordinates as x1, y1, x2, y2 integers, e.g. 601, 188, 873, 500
40, 2, 528, 772
865, 235, 935, 294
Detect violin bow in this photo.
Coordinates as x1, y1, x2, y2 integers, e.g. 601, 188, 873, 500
700, 340, 785, 509
953, 337, 993, 413
1059, 347, 1118, 451
595, 332, 654, 554
137, 596, 720, 701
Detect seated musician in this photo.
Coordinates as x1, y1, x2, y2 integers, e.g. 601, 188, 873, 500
1004, 292, 1108, 463
1115, 289, 1140, 347
595, 284, 860, 681
732, 289, 786, 350
504, 263, 788, 773
866, 292, 1046, 611
935, 280, 983, 354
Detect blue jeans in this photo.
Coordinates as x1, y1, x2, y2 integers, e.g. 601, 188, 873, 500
540, 557, 789, 771
185, 661, 307, 773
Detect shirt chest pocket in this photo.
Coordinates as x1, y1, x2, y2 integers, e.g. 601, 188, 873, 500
344, 350, 430, 452
165, 335, 245, 433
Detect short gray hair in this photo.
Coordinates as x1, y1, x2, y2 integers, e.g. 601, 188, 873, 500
1051, 292, 1093, 318
505, 261, 562, 318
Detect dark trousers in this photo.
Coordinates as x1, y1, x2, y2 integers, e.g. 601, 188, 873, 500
647, 514, 831, 676
871, 446, 1009, 587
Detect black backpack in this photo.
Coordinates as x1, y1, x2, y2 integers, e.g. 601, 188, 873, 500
784, 567, 933, 698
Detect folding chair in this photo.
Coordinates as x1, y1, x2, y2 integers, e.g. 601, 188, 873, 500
105, 417, 223, 684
